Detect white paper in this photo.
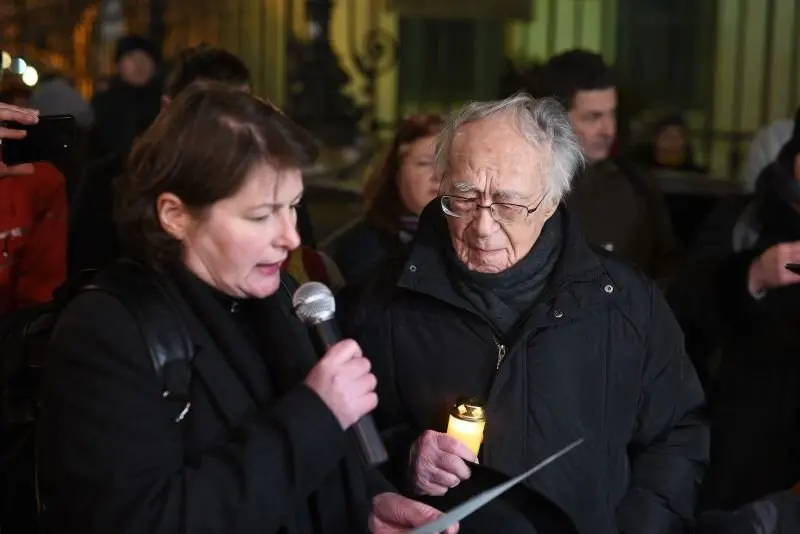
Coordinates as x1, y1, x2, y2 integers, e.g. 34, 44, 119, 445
409, 438, 584, 534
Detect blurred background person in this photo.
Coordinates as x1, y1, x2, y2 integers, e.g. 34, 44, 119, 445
533, 49, 681, 281
334, 114, 443, 282
0, 105, 66, 318
669, 107, 800, 512
635, 114, 707, 173
88, 35, 162, 159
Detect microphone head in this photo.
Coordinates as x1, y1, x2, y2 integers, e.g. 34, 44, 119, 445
292, 281, 336, 325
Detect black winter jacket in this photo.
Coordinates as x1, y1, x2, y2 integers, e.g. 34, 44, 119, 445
340, 205, 708, 534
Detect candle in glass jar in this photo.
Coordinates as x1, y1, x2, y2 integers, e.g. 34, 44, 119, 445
446, 399, 486, 456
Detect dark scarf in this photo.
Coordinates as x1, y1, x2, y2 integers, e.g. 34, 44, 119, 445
168, 266, 351, 534
446, 211, 564, 336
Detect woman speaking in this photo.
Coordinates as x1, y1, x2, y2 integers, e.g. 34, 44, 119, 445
37, 84, 455, 534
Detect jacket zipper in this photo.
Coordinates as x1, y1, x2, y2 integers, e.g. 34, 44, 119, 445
489, 271, 603, 373
493, 336, 506, 370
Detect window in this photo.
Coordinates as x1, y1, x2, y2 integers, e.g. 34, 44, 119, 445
398, 18, 504, 112
615, 0, 716, 112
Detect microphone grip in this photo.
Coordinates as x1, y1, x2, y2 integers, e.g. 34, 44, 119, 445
309, 320, 342, 354
308, 319, 389, 467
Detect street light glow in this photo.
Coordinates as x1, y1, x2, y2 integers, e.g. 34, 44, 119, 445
21, 66, 38, 86
10, 57, 27, 74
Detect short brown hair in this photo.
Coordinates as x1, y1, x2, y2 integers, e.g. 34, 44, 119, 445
115, 82, 318, 269
363, 114, 443, 233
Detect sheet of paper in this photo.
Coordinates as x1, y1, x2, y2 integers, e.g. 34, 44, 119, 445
409, 438, 584, 534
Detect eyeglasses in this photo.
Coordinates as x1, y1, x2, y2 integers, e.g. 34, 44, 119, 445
440, 194, 546, 224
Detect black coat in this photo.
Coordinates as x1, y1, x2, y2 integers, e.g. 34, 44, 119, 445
88, 77, 161, 159
38, 264, 384, 533
669, 165, 800, 511
339, 205, 708, 534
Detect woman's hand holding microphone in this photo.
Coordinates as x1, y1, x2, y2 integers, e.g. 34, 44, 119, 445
304, 338, 378, 430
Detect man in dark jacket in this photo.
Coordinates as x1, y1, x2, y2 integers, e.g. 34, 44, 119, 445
533, 50, 681, 281
339, 94, 708, 534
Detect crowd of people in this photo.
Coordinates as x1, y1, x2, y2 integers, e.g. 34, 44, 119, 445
3, 36, 800, 534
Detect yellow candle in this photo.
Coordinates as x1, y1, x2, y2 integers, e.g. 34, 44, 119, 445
446, 399, 486, 456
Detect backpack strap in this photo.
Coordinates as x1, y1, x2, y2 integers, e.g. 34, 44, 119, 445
84, 260, 193, 424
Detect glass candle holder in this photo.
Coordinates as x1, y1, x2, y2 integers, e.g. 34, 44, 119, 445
446, 398, 486, 456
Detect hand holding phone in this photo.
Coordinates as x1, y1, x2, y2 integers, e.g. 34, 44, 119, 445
1, 114, 76, 174
0, 102, 39, 177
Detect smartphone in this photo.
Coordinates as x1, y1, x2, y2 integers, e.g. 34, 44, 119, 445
785, 263, 800, 274
1, 114, 77, 167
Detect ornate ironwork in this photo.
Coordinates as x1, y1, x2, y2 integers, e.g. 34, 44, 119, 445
350, 27, 398, 80
285, 0, 364, 147
285, 0, 399, 146
347, 21, 398, 133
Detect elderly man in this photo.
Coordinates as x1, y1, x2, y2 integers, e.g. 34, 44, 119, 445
339, 94, 708, 534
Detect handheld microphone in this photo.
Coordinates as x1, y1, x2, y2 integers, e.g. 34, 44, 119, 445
292, 282, 388, 467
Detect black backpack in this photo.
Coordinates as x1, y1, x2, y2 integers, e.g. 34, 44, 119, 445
0, 260, 193, 534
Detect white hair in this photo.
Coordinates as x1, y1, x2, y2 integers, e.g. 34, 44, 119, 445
434, 93, 584, 205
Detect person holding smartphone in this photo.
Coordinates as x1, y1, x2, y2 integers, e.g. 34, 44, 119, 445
0, 103, 68, 317
669, 107, 800, 512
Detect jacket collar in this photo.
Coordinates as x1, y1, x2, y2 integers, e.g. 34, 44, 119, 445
163, 268, 317, 429
397, 200, 618, 328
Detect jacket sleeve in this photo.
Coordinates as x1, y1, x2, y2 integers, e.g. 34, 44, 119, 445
15, 163, 67, 307
616, 283, 710, 534
39, 292, 350, 534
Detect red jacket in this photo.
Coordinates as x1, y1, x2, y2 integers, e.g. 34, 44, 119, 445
0, 162, 67, 316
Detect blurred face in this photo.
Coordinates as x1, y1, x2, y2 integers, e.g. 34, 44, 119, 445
397, 135, 439, 215
118, 50, 156, 87
656, 125, 687, 154
569, 88, 617, 164
442, 114, 557, 273
161, 163, 303, 298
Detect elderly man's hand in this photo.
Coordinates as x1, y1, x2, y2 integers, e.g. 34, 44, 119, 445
409, 430, 476, 496
0, 102, 39, 177
369, 492, 458, 533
